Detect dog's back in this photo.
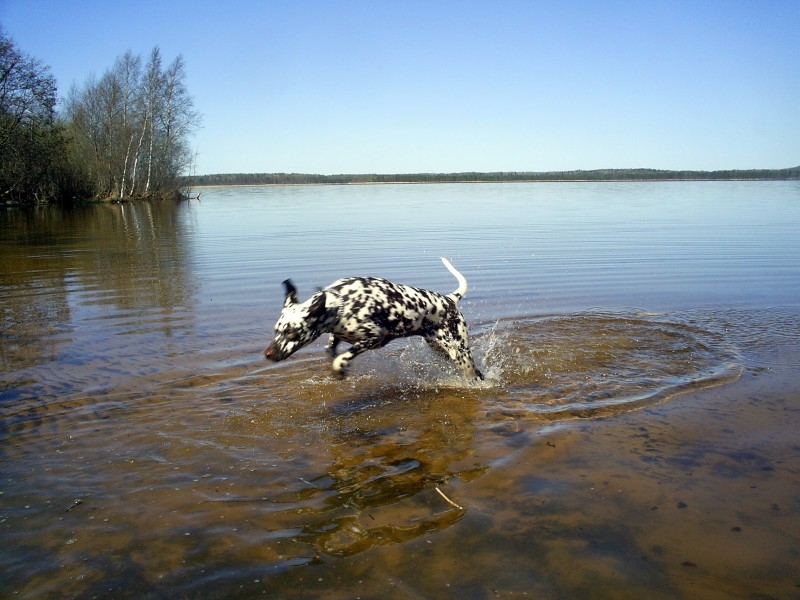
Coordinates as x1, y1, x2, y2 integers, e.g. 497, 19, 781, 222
325, 276, 455, 343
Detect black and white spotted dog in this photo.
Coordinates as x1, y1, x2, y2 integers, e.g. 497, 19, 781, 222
264, 257, 483, 380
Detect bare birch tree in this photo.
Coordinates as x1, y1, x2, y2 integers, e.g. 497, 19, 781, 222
62, 46, 200, 200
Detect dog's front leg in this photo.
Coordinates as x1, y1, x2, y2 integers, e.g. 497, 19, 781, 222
330, 337, 381, 378
325, 334, 340, 357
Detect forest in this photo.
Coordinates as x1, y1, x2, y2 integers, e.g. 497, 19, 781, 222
0, 29, 199, 205
188, 167, 800, 187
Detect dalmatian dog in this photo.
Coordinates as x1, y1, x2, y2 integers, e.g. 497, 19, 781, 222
264, 257, 483, 380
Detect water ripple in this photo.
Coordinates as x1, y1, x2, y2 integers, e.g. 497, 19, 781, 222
473, 312, 742, 421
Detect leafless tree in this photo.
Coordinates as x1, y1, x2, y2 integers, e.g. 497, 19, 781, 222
63, 46, 200, 200
0, 27, 61, 202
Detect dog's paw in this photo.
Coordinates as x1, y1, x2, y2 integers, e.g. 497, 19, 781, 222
330, 363, 347, 379
331, 354, 349, 379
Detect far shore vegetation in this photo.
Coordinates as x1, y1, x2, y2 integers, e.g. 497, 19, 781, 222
186, 167, 800, 188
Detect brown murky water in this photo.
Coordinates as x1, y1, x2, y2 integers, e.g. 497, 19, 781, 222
1, 182, 799, 598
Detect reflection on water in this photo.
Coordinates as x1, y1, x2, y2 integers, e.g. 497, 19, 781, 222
1, 201, 196, 401
1, 183, 799, 598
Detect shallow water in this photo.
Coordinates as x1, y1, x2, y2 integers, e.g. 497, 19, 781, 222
1, 182, 799, 598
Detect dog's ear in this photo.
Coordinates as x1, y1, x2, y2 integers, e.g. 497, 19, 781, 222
282, 279, 298, 307
308, 291, 327, 317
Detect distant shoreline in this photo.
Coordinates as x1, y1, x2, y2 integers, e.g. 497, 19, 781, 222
185, 167, 799, 187
187, 177, 796, 190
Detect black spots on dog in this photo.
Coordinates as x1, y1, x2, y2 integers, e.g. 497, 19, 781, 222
383, 286, 403, 303
419, 318, 437, 336
350, 297, 366, 313
446, 318, 459, 336
372, 305, 394, 327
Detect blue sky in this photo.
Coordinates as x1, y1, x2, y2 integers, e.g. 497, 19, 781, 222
2, 0, 798, 175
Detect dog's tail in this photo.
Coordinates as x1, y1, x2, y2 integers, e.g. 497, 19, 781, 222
441, 257, 468, 302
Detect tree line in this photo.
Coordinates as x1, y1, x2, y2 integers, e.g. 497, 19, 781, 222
188, 166, 800, 187
0, 28, 199, 205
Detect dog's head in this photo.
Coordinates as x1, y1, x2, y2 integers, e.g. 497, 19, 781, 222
264, 279, 328, 362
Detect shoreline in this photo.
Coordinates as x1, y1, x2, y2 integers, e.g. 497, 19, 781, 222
187, 177, 799, 190
184, 166, 799, 189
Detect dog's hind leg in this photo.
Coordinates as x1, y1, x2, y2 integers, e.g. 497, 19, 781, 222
425, 331, 483, 380
424, 337, 450, 358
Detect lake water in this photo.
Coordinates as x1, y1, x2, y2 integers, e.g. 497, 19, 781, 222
1, 182, 799, 599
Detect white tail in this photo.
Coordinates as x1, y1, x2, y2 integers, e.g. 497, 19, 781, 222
441, 257, 468, 301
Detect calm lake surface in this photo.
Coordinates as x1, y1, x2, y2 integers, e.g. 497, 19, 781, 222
1, 181, 799, 599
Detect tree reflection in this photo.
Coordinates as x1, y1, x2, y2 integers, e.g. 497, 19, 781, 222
0, 200, 195, 392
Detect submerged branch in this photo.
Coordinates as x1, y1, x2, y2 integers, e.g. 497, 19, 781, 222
435, 486, 464, 511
